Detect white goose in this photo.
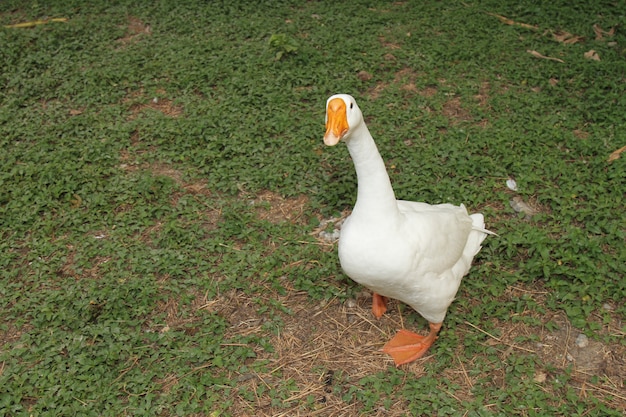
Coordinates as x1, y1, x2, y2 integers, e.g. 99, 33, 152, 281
324, 94, 493, 366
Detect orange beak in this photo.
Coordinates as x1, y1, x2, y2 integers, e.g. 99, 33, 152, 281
324, 98, 349, 146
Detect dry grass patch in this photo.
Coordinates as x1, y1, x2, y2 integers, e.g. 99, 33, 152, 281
199, 280, 626, 415
249, 190, 309, 225
152, 287, 215, 333
224, 289, 409, 416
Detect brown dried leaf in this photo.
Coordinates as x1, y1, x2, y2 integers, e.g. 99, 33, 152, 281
593, 24, 615, 41
488, 13, 538, 30
584, 49, 600, 61
552, 30, 584, 44
607, 145, 626, 163
527, 50, 564, 63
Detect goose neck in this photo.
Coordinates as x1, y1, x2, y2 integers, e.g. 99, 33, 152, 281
345, 125, 398, 216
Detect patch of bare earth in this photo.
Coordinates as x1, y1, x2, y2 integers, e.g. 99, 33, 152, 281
0, 324, 29, 353
124, 88, 183, 121
116, 16, 151, 46
363, 67, 423, 101
464, 284, 625, 409
442, 96, 472, 125
532, 312, 625, 385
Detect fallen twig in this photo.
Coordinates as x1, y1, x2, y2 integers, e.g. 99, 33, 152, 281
487, 13, 538, 30
4, 18, 68, 28
527, 50, 564, 63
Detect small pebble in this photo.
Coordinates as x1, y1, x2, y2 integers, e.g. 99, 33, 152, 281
602, 303, 613, 311
533, 372, 547, 383
345, 298, 357, 309
320, 229, 340, 242
506, 178, 518, 191
575, 333, 589, 348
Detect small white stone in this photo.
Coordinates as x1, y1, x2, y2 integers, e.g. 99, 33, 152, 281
574, 333, 589, 348
506, 178, 518, 191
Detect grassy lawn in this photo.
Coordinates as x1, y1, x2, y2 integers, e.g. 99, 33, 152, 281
1, 0, 624, 415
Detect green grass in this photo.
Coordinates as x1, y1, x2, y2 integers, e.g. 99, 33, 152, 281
1, 1, 625, 416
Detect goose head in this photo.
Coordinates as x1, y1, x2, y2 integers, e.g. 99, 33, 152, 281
324, 94, 363, 146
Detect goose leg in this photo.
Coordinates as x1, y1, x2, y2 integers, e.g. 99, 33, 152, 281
371, 293, 388, 318
382, 322, 442, 366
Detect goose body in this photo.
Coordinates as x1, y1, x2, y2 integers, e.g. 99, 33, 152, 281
324, 94, 492, 365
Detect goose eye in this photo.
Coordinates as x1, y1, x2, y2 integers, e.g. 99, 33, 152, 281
350, 102, 354, 109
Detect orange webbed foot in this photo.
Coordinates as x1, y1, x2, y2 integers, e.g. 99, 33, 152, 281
372, 293, 388, 318
382, 323, 442, 366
